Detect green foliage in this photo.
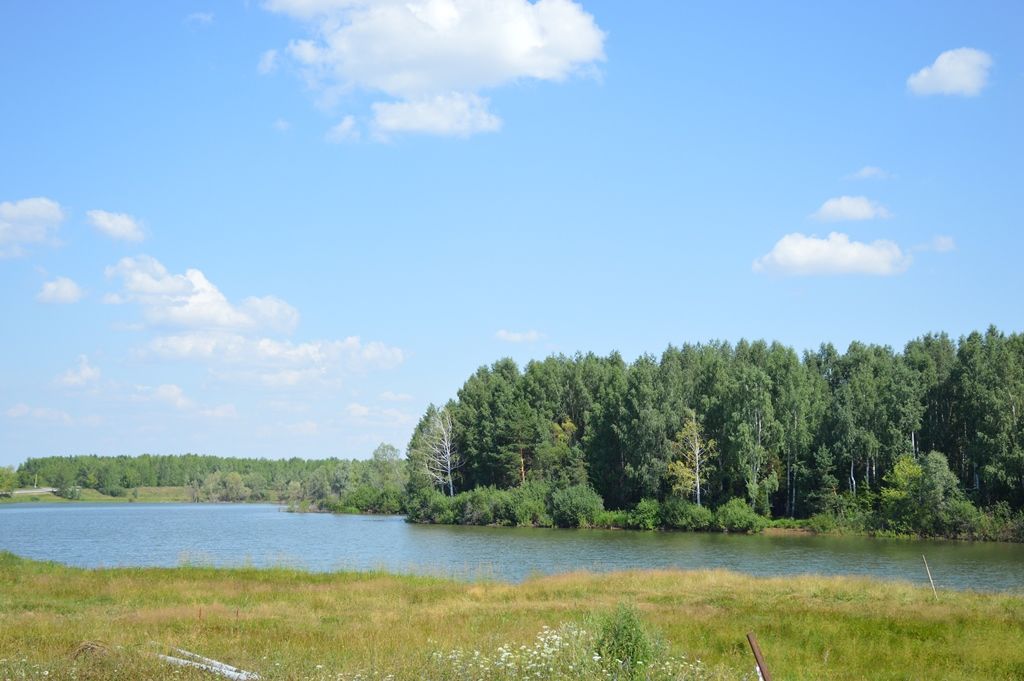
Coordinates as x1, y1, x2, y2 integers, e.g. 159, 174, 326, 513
405, 489, 457, 524
880, 452, 979, 537
661, 496, 713, 531
551, 484, 604, 528
595, 605, 658, 680
456, 486, 510, 525
506, 480, 554, 527
714, 498, 767, 533
0, 466, 17, 496
592, 509, 630, 528
626, 498, 661, 530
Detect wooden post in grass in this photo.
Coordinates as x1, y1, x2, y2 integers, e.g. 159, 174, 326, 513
922, 555, 937, 600
746, 632, 772, 681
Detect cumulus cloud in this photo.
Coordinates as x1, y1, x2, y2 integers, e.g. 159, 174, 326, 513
149, 332, 403, 367
146, 331, 404, 387
156, 384, 193, 409
287, 419, 319, 435
6, 403, 73, 425
326, 115, 360, 142
202, 403, 238, 419
258, 49, 279, 75
106, 255, 404, 392
266, 0, 606, 136
913, 235, 956, 253
134, 383, 193, 410
0, 197, 65, 258
346, 402, 371, 418
105, 255, 299, 333
811, 196, 891, 222
372, 93, 500, 136
495, 329, 542, 343
908, 48, 992, 97
37, 277, 83, 304
58, 355, 101, 386
345, 402, 415, 427
753, 232, 911, 277
87, 209, 145, 241
847, 166, 892, 181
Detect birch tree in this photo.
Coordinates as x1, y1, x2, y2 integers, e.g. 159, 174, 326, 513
667, 415, 716, 507
426, 407, 462, 497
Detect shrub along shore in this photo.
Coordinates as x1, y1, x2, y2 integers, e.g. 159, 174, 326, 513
1, 551, 1023, 680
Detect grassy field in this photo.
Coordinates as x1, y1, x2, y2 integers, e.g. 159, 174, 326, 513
0, 487, 195, 504
1, 552, 1022, 680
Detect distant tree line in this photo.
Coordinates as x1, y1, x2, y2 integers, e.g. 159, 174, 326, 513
404, 326, 1024, 540
14, 445, 407, 513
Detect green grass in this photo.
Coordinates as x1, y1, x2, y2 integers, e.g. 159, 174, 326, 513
1, 552, 1022, 680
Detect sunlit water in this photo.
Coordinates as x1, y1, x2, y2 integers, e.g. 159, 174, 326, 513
1, 503, 1022, 591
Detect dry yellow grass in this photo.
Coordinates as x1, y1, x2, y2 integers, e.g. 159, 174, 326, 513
1, 552, 1022, 680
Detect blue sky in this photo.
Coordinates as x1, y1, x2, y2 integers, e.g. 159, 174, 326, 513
1, 1, 1021, 466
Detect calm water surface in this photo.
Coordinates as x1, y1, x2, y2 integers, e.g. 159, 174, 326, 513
1, 503, 1022, 592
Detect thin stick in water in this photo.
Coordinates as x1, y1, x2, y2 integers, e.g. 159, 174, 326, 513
922, 554, 937, 599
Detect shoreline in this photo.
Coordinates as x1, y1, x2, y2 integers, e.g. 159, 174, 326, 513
7, 489, 1022, 545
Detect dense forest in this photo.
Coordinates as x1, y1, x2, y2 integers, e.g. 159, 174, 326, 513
7, 327, 1023, 541
402, 326, 1024, 540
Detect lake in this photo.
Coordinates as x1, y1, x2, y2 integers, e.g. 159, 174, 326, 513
1, 503, 1022, 592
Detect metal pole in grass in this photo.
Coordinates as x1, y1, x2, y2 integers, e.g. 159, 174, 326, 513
746, 632, 772, 681
922, 555, 938, 600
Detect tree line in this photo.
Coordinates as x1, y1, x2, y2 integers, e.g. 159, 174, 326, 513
9, 326, 1023, 540
11, 446, 407, 513
404, 326, 1024, 540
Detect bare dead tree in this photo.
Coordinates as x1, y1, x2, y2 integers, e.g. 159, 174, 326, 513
425, 407, 462, 497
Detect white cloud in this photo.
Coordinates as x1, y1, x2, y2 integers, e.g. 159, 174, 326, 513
495, 328, 542, 343
186, 11, 214, 26
267, 0, 605, 137
105, 255, 299, 333
37, 277, 83, 304
157, 384, 192, 409
273, 118, 291, 131
753, 232, 911, 277
143, 383, 193, 410
372, 93, 500, 136
908, 48, 992, 97
6, 403, 73, 425
346, 402, 371, 418
58, 355, 101, 386
846, 166, 892, 181
811, 196, 891, 222
87, 209, 145, 242
0, 197, 65, 258
913, 235, 956, 253
259, 49, 279, 75
202, 403, 238, 419
344, 402, 415, 427
326, 115, 360, 142
287, 419, 319, 435
147, 331, 404, 386
380, 390, 412, 402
